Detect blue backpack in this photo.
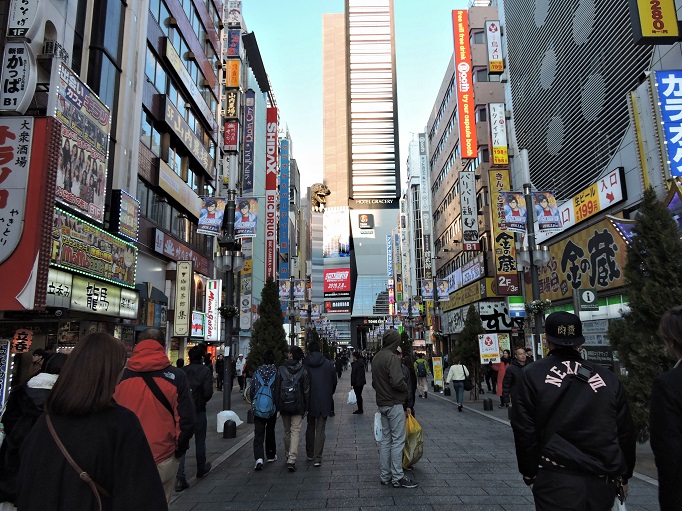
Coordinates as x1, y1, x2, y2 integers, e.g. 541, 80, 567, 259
252, 371, 276, 419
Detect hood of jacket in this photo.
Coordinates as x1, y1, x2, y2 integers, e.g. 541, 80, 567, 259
126, 339, 171, 372
282, 358, 303, 375
381, 329, 401, 352
304, 351, 327, 368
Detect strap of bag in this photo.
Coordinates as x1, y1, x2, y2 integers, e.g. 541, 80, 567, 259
463, 365, 469, 378
141, 372, 175, 421
46, 414, 110, 511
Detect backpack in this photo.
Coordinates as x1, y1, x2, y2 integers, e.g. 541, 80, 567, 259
252, 371, 276, 419
185, 366, 208, 412
417, 361, 427, 377
279, 366, 304, 415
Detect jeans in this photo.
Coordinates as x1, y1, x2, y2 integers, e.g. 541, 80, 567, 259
378, 404, 406, 483
280, 414, 304, 463
305, 414, 327, 462
452, 380, 464, 406
253, 414, 277, 460
177, 411, 207, 481
353, 385, 364, 411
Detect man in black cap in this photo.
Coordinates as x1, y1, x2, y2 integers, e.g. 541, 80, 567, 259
511, 312, 636, 510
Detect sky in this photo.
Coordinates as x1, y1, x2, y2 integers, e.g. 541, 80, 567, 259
241, 0, 469, 192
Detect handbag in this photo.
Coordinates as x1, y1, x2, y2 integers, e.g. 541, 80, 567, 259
46, 414, 110, 511
462, 365, 473, 391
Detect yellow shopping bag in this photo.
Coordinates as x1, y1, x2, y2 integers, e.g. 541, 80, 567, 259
402, 413, 424, 469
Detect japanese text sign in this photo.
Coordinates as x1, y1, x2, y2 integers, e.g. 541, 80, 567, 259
173, 261, 192, 336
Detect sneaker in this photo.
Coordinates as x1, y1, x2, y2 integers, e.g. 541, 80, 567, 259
352, 410, 363, 414
174, 479, 189, 492
254, 458, 263, 471
307, 456, 314, 461
424, 392, 427, 399
380, 480, 390, 485
314, 461, 321, 467
266, 455, 277, 462
196, 462, 211, 478
458, 405, 463, 412
286, 462, 296, 472
393, 476, 418, 488
499, 404, 506, 408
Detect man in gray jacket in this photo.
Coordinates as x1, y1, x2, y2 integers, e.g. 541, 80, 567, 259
371, 329, 418, 488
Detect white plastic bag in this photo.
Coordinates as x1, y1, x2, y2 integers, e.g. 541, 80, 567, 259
374, 412, 382, 441
612, 499, 627, 511
347, 389, 357, 405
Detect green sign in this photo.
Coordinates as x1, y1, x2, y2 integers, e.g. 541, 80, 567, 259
579, 288, 599, 311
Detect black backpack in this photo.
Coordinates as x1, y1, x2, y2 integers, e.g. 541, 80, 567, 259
279, 366, 304, 415
417, 361, 427, 377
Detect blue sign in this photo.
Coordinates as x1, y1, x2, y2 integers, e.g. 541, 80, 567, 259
243, 90, 255, 191
656, 70, 682, 177
278, 139, 290, 281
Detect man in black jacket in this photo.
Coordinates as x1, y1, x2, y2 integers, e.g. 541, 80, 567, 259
175, 346, 213, 491
511, 312, 636, 511
303, 342, 337, 466
350, 351, 366, 414
501, 346, 528, 411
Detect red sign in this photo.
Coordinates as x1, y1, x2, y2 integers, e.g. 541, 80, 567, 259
325, 300, 350, 314
12, 328, 32, 353
452, 10, 477, 159
224, 121, 238, 152
265, 107, 278, 280
324, 268, 351, 298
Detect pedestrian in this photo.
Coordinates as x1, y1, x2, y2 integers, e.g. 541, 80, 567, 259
350, 351, 366, 414
175, 346, 213, 492
235, 354, 247, 392
485, 361, 498, 394
0, 353, 68, 506
501, 347, 528, 411
215, 354, 224, 391
175, 358, 184, 368
251, 350, 278, 471
334, 355, 343, 379
303, 342, 337, 466
511, 312, 636, 511
113, 328, 195, 503
275, 346, 310, 472
444, 356, 469, 412
400, 351, 417, 417
372, 329, 418, 488
492, 350, 511, 408
650, 305, 682, 511
525, 348, 534, 363
16, 333, 167, 510
203, 352, 213, 375
413, 353, 430, 399
27, 349, 49, 379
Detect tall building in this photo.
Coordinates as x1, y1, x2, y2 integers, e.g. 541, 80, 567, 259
322, 0, 401, 348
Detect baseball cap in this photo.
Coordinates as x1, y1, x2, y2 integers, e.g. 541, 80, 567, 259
238, 353, 243, 357
544, 312, 585, 346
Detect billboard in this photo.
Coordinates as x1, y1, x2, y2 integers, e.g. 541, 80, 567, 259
205, 279, 221, 341
243, 90, 256, 191
279, 139, 290, 280
278, 279, 291, 300
532, 191, 562, 232
628, 0, 678, 45
489, 170, 519, 296
485, 21, 504, 73
323, 207, 350, 258
488, 103, 508, 166
197, 197, 226, 236
265, 107, 278, 280
459, 171, 480, 250
501, 191, 527, 234
323, 268, 351, 298
235, 197, 258, 238
655, 70, 682, 177
111, 190, 140, 241
452, 10, 477, 158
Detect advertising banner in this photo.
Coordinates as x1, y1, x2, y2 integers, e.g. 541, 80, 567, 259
191, 311, 205, 338
0, 340, 10, 409
459, 171, 480, 250
452, 10, 477, 158
325, 300, 351, 314
278, 279, 291, 301
437, 280, 449, 301
293, 280, 305, 301
243, 90, 256, 192
489, 103, 508, 166
485, 21, 504, 73
311, 303, 321, 318
70, 274, 138, 318
656, 70, 682, 177
239, 238, 253, 331
532, 191, 563, 232
265, 107, 278, 281
478, 333, 501, 364
421, 279, 434, 300
111, 190, 140, 241
502, 191, 527, 233
323, 268, 351, 298
205, 279, 221, 342
225, 29, 241, 57
323, 207, 350, 258
279, 139, 290, 280
234, 197, 258, 238
398, 301, 420, 317
173, 261, 192, 336
51, 62, 110, 223
0, 41, 37, 115
51, 208, 137, 288
489, 170, 519, 295
432, 357, 444, 388
197, 197, 226, 236
223, 121, 239, 152
225, 59, 240, 88
386, 235, 393, 278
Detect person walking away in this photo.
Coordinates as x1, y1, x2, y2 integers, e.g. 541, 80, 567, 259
372, 330, 418, 488
251, 350, 278, 470
650, 306, 682, 511
175, 346, 213, 491
413, 353, 430, 399
492, 350, 511, 408
215, 354, 224, 391
0, 353, 68, 507
501, 347, 528, 414
445, 356, 469, 412
303, 342, 337, 467
16, 333, 167, 510
235, 354, 247, 392
350, 351, 366, 414
400, 351, 417, 417
485, 361, 498, 394
114, 328, 195, 503
511, 312, 636, 511
275, 346, 310, 472
334, 355, 343, 379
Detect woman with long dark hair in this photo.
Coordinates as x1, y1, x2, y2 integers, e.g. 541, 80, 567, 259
16, 333, 167, 510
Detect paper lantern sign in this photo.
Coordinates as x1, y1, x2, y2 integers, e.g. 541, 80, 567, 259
11, 328, 32, 353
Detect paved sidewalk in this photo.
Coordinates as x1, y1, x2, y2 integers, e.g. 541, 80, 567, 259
171, 372, 658, 511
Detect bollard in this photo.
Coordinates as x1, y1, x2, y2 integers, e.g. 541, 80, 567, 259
483, 398, 493, 411
223, 419, 237, 439
443, 386, 451, 396
247, 409, 254, 424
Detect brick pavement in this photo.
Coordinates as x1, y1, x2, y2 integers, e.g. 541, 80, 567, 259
170, 371, 659, 511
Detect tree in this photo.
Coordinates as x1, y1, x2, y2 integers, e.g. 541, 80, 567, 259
455, 305, 485, 400
608, 186, 682, 441
246, 278, 289, 374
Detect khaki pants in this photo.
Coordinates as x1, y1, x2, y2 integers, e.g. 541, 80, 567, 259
157, 454, 180, 503
280, 414, 303, 463
417, 376, 429, 396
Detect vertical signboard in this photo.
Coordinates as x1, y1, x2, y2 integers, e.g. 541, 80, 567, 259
489, 170, 519, 295
386, 235, 393, 278
174, 261, 192, 336
418, 133, 433, 280
655, 70, 682, 177
0, 41, 37, 114
265, 107, 278, 281
0, 340, 10, 409
279, 139, 290, 280
243, 90, 256, 192
485, 21, 504, 73
488, 103, 508, 166
452, 10, 477, 159
459, 171, 480, 251
205, 279, 221, 342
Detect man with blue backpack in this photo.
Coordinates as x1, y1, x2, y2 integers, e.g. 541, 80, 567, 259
251, 350, 278, 471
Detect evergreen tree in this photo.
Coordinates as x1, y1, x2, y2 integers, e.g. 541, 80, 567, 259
246, 278, 289, 373
608, 186, 682, 441
455, 305, 485, 400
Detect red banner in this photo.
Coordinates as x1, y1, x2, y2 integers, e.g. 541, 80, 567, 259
324, 268, 351, 298
452, 10, 477, 159
265, 107, 278, 280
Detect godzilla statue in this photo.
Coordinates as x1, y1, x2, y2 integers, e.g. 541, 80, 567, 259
311, 183, 331, 211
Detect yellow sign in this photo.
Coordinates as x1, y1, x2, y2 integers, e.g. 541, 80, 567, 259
432, 357, 444, 388
635, 0, 678, 39
441, 278, 498, 312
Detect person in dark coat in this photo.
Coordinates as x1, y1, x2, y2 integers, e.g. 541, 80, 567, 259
350, 351, 366, 414
16, 333, 167, 510
651, 305, 682, 511
334, 355, 343, 379
501, 347, 528, 409
303, 342, 337, 467
398, 348, 416, 415
215, 354, 224, 391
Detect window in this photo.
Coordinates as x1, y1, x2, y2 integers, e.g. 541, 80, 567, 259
473, 31, 485, 44
140, 112, 152, 149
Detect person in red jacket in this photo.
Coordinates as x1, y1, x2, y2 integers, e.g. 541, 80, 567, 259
114, 328, 195, 503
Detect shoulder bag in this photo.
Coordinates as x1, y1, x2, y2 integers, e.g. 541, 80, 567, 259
462, 365, 473, 391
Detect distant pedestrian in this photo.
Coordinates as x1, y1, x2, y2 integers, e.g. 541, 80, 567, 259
485, 362, 498, 394
372, 330, 417, 488
413, 353, 430, 399
400, 351, 417, 417
275, 346, 310, 472
525, 348, 534, 363
492, 350, 511, 408
650, 305, 682, 511
501, 347, 528, 410
215, 354, 224, 391
236, 354, 247, 392
334, 356, 343, 379
251, 350, 278, 471
175, 358, 184, 368
350, 351, 366, 414
445, 356, 469, 412
303, 342, 337, 467
511, 312, 636, 511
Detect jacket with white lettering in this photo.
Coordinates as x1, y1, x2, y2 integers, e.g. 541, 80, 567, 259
511, 348, 636, 482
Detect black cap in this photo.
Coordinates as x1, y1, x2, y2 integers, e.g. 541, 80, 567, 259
544, 312, 585, 346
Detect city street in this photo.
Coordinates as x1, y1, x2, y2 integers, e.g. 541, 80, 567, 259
170, 369, 658, 511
